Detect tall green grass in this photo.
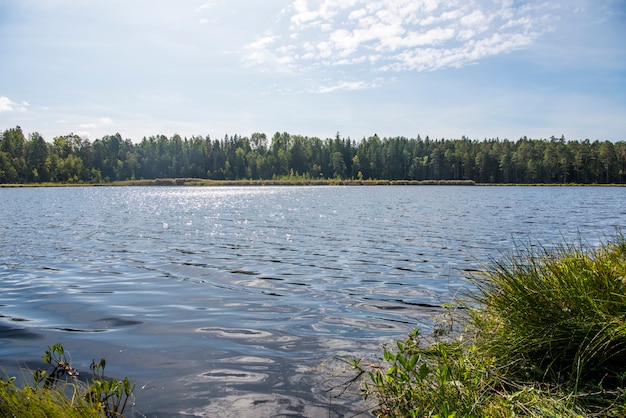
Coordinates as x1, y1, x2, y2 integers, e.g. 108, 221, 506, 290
0, 343, 134, 418
471, 236, 626, 386
354, 234, 626, 417
0, 376, 102, 418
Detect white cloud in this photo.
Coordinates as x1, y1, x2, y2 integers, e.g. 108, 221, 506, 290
0, 96, 29, 112
242, 34, 299, 73
314, 78, 381, 93
244, 36, 277, 57
77, 117, 114, 132
1, 96, 16, 112
460, 10, 488, 27
242, 0, 557, 81
197, 2, 216, 11
98, 117, 114, 125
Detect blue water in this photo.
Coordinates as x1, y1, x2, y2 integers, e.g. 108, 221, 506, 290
1, 186, 625, 417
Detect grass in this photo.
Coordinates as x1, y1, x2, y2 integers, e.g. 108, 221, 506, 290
0, 343, 134, 418
472, 237, 626, 385
0, 377, 102, 418
348, 234, 626, 417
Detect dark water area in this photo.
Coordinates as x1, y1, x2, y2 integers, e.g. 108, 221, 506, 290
1, 186, 625, 417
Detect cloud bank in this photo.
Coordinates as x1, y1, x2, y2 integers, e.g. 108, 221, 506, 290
244, 0, 556, 86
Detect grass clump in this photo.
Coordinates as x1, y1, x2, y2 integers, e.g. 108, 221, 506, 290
351, 234, 626, 417
0, 380, 96, 418
0, 343, 134, 417
472, 236, 626, 387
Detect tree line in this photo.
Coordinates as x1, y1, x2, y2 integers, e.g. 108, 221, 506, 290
1, 126, 625, 184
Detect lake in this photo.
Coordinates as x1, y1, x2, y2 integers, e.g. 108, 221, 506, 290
1, 185, 625, 417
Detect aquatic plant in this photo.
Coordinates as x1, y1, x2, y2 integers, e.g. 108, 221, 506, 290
0, 343, 135, 417
348, 234, 626, 417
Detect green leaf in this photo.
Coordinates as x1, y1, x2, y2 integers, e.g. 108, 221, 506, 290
398, 354, 408, 370
418, 363, 430, 380
409, 354, 420, 371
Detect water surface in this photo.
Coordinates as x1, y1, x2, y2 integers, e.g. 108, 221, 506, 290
1, 186, 624, 416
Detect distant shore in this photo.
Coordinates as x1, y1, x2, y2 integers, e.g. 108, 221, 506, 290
3, 179, 476, 187
2, 178, 626, 187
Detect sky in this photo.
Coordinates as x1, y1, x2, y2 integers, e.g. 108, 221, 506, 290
0, 0, 625, 143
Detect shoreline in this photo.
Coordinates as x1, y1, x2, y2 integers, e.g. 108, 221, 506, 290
1, 178, 625, 187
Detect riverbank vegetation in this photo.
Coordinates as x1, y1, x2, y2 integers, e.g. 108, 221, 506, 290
2, 126, 625, 185
349, 235, 626, 417
0, 343, 134, 417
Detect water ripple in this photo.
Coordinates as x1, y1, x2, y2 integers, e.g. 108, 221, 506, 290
1, 185, 625, 415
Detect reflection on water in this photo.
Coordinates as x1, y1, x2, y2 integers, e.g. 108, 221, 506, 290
1, 185, 625, 416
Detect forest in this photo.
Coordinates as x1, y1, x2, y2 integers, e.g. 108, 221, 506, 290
1, 126, 625, 184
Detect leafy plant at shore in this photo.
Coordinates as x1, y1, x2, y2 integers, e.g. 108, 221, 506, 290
0, 343, 134, 418
359, 330, 494, 417
88, 358, 134, 417
349, 234, 626, 417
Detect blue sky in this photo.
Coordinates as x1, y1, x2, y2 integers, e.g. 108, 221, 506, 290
1, 0, 624, 142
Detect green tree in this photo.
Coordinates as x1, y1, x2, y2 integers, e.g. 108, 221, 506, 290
26, 132, 50, 182
1, 127, 28, 182
598, 141, 617, 183
331, 151, 346, 178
